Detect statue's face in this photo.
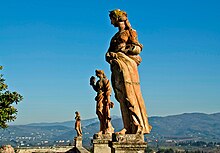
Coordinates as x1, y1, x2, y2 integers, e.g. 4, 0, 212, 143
118, 22, 126, 29
96, 72, 103, 78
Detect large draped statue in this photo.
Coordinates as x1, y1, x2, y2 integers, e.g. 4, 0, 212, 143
90, 70, 114, 135
105, 9, 152, 134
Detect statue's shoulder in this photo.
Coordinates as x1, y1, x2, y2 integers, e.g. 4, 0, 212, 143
122, 29, 130, 36
129, 29, 138, 38
103, 78, 110, 84
119, 30, 130, 41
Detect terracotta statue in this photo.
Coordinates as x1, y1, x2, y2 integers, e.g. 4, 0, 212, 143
90, 70, 114, 135
105, 9, 152, 134
75, 111, 82, 136
0, 145, 14, 153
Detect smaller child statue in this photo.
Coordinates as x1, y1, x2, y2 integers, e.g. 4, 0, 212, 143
75, 111, 82, 136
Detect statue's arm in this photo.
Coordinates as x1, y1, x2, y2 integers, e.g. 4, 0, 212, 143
104, 79, 111, 103
126, 29, 143, 55
90, 76, 98, 92
117, 31, 129, 53
106, 31, 129, 63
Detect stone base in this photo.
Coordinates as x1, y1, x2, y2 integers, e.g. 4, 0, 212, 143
74, 136, 82, 147
92, 133, 112, 153
66, 146, 90, 153
70, 136, 89, 153
111, 134, 147, 153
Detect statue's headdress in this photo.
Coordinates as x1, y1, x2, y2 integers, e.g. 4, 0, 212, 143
95, 69, 106, 78
75, 111, 79, 115
109, 9, 127, 22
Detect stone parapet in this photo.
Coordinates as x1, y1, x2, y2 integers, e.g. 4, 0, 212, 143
92, 133, 112, 153
67, 136, 89, 153
74, 136, 83, 147
111, 134, 147, 153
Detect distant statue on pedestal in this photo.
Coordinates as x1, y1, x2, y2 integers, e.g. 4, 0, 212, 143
75, 111, 82, 137
90, 70, 114, 135
106, 9, 152, 134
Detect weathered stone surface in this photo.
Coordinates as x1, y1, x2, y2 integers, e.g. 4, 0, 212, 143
74, 136, 82, 147
61, 136, 90, 153
74, 111, 82, 137
92, 134, 112, 153
112, 133, 144, 143
93, 133, 112, 140
66, 146, 90, 153
0, 145, 14, 153
106, 9, 152, 134
15, 146, 73, 153
90, 70, 114, 135
111, 134, 147, 153
16, 146, 90, 153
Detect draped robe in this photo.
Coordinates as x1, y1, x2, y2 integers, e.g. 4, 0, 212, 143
94, 78, 114, 133
106, 29, 152, 134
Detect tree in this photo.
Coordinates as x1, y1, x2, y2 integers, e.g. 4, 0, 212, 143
0, 66, 23, 128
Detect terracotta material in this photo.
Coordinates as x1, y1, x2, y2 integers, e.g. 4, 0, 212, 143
92, 134, 112, 153
111, 134, 147, 153
75, 111, 82, 136
0, 145, 14, 153
106, 9, 152, 134
90, 70, 114, 135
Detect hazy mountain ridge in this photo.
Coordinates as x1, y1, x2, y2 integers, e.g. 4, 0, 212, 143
1, 113, 220, 146
26, 115, 121, 128
149, 112, 220, 141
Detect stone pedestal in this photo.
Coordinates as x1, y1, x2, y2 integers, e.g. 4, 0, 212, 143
71, 136, 90, 153
92, 134, 112, 153
74, 136, 82, 147
110, 134, 147, 153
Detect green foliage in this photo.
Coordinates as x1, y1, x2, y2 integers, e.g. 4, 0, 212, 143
0, 66, 23, 128
156, 148, 174, 153
145, 146, 154, 153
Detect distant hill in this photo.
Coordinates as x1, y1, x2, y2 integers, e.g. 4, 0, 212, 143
149, 112, 220, 142
1, 113, 219, 147
26, 115, 120, 128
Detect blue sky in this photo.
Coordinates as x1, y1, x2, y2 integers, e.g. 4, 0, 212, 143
1, 0, 220, 125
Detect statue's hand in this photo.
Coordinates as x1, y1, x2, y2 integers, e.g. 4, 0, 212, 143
90, 76, 96, 85
106, 52, 118, 64
109, 101, 114, 108
121, 48, 129, 54
127, 45, 142, 55
109, 52, 118, 58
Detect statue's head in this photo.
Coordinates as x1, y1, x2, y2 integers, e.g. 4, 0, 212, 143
109, 9, 127, 27
75, 111, 80, 116
95, 69, 106, 78
75, 111, 81, 120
